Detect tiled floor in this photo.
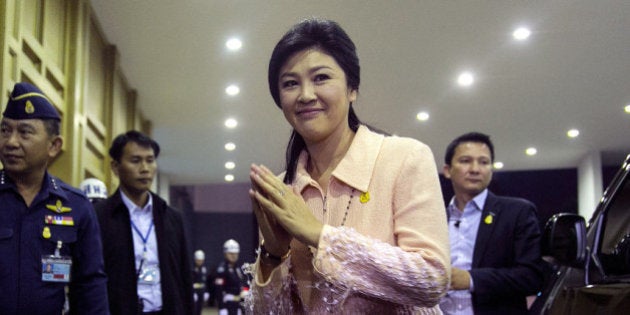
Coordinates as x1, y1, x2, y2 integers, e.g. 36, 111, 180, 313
201, 307, 218, 315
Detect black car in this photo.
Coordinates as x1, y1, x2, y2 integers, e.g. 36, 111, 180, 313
531, 154, 630, 314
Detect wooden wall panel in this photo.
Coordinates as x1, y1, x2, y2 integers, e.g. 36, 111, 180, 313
43, 0, 66, 70
5, 0, 19, 39
112, 73, 128, 136
0, 0, 151, 191
21, 0, 42, 43
86, 21, 106, 123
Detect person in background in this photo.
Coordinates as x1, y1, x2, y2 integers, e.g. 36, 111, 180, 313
0, 82, 108, 314
439, 132, 544, 315
246, 18, 449, 313
214, 239, 248, 315
193, 249, 210, 315
79, 177, 108, 205
95, 130, 193, 315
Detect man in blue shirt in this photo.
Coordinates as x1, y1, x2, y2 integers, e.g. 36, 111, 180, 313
0, 82, 108, 314
439, 132, 543, 315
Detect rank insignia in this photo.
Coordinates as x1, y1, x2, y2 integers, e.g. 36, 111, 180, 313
45, 215, 74, 226
359, 191, 370, 204
46, 199, 72, 213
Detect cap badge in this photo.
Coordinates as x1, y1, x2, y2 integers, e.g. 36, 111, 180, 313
25, 100, 35, 114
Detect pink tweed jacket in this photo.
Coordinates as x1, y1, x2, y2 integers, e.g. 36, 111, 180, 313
246, 125, 450, 314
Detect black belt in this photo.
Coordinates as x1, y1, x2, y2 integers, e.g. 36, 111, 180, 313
142, 312, 163, 315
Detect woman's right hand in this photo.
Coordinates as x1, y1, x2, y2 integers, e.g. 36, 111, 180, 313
249, 171, 291, 257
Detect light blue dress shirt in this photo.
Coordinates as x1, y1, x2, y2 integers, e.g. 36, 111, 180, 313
121, 191, 162, 312
439, 189, 488, 315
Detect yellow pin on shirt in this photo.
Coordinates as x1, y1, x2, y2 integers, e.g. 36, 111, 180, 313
359, 191, 370, 203
484, 214, 493, 225
42, 226, 51, 239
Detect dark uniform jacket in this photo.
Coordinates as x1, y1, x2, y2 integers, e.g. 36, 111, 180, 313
95, 189, 193, 315
193, 265, 208, 315
193, 265, 208, 295
0, 171, 109, 315
214, 260, 248, 313
468, 191, 544, 315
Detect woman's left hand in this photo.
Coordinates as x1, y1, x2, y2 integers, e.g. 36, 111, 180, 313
250, 164, 324, 247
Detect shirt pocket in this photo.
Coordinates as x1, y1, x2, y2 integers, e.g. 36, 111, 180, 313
0, 227, 13, 240
42, 225, 78, 257
0, 228, 14, 277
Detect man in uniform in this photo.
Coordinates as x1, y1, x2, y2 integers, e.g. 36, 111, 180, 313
0, 82, 109, 314
95, 130, 193, 315
193, 249, 210, 315
214, 239, 249, 315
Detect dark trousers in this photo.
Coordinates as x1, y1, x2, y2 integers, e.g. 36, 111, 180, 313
193, 291, 205, 315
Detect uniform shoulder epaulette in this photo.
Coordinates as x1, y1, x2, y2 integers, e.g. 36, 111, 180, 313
0, 170, 8, 186
52, 177, 88, 199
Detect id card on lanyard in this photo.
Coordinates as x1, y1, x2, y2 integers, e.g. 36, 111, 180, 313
42, 240, 72, 282
132, 220, 160, 284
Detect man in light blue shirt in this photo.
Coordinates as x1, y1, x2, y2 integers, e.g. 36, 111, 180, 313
439, 132, 543, 315
96, 131, 193, 315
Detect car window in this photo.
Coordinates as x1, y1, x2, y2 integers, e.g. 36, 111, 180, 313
598, 173, 630, 276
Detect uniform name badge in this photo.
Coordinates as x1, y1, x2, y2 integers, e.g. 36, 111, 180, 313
42, 255, 72, 282
138, 264, 160, 285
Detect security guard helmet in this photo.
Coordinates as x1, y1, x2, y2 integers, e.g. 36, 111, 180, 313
223, 239, 240, 253
194, 249, 205, 260
79, 178, 108, 200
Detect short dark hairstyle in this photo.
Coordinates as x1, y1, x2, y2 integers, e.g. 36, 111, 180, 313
269, 18, 362, 184
109, 130, 160, 162
42, 119, 60, 137
444, 132, 494, 165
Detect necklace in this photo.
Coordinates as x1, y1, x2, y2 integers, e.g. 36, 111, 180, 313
323, 188, 356, 226
319, 187, 356, 312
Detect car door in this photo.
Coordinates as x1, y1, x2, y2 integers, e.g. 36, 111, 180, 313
539, 157, 630, 315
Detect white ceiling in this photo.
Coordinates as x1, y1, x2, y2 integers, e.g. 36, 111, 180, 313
90, 1, 630, 185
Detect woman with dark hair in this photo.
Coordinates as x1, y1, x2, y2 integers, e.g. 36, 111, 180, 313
247, 18, 449, 313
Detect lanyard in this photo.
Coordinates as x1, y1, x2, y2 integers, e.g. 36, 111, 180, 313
131, 220, 154, 276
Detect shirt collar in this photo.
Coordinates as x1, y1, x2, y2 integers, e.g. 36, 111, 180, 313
0, 170, 68, 202
448, 188, 489, 212
294, 125, 383, 193
120, 189, 153, 214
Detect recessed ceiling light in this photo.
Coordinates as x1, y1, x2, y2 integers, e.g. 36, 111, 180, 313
224, 142, 236, 151
226, 38, 242, 51
567, 129, 580, 138
224, 174, 235, 182
457, 72, 475, 87
225, 118, 238, 129
225, 84, 240, 96
416, 111, 430, 121
493, 161, 504, 169
525, 147, 537, 156
225, 161, 235, 170
513, 27, 531, 41
625, 104, 630, 113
